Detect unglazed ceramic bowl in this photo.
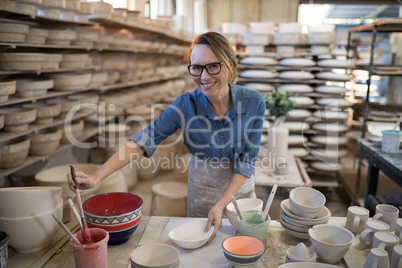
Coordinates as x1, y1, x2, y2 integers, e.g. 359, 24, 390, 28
130, 244, 180, 268
309, 224, 354, 264
168, 219, 213, 249
226, 198, 263, 231
289, 187, 326, 217
222, 235, 265, 267
0, 199, 63, 253
0, 186, 62, 218
83, 193, 143, 245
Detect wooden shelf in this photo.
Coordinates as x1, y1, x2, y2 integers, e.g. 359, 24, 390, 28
0, 126, 99, 178
0, 7, 96, 26
348, 19, 402, 33
238, 77, 327, 84
0, 66, 99, 76
0, 87, 95, 108
0, 109, 95, 144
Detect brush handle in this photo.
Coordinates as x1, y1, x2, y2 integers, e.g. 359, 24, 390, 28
52, 213, 80, 244
261, 184, 278, 221
231, 196, 243, 221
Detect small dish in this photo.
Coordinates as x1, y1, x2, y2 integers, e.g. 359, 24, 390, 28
168, 219, 213, 249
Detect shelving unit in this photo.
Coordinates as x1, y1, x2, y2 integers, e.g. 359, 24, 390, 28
346, 19, 402, 209
0, 4, 191, 181
235, 32, 354, 187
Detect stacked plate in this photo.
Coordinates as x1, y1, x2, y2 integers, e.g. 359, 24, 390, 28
280, 199, 331, 240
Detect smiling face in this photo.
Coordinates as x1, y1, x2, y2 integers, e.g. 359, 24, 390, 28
190, 44, 230, 99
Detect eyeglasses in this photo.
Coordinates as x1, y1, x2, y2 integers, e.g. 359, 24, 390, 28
187, 62, 223, 77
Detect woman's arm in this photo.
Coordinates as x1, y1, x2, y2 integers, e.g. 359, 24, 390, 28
204, 172, 247, 243
67, 141, 145, 191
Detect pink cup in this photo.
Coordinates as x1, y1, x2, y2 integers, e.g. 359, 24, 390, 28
70, 228, 109, 268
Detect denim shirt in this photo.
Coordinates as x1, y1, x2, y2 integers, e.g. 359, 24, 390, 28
130, 83, 266, 178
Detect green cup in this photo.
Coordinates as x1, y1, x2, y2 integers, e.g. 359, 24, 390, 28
238, 210, 271, 247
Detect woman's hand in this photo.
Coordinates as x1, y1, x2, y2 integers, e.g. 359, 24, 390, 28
67, 171, 98, 192
204, 204, 224, 244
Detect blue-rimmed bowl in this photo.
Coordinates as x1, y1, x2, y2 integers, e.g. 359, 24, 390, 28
222, 235, 265, 268
83, 192, 143, 245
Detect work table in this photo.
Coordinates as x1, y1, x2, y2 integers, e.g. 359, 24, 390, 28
8, 214, 373, 268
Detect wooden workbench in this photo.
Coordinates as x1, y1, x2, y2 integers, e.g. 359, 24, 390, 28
9, 215, 371, 268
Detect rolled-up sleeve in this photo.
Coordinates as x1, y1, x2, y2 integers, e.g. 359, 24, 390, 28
232, 94, 265, 178
130, 97, 185, 157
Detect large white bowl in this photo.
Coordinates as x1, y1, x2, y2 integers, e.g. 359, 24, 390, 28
281, 199, 331, 223
0, 199, 63, 253
0, 186, 62, 218
226, 198, 263, 231
308, 224, 354, 264
289, 187, 326, 216
168, 219, 213, 249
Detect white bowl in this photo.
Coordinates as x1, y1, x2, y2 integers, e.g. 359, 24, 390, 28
289, 187, 326, 215
309, 224, 354, 264
288, 199, 322, 219
281, 199, 331, 223
168, 219, 213, 249
0, 186, 62, 218
278, 262, 341, 268
226, 198, 263, 231
130, 244, 180, 268
0, 199, 63, 253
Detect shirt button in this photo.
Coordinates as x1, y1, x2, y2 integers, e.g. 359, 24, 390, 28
221, 152, 224, 155
220, 135, 223, 139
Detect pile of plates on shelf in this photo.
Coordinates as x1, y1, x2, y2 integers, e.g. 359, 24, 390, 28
280, 187, 330, 240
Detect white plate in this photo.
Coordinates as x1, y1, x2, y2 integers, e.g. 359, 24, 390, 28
312, 123, 348, 133
292, 96, 315, 106
278, 84, 314, 93
280, 215, 309, 232
367, 121, 398, 137
316, 98, 353, 108
317, 59, 353, 68
279, 58, 316, 67
311, 135, 348, 145
279, 71, 314, 80
281, 199, 331, 222
288, 135, 308, 146
278, 262, 342, 268
289, 147, 309, 157
281, 222, 310, 240
243, 83, 275, 92
312, 110, 349, 120
240, 70, 276, 79
240, 56, 278, 65
310, 161, 345, 172
288, 109, 312, 119
315, 85, 348, 94
315, 72, 352, 81
283, 121, 310, 132
310, 148, 348, 159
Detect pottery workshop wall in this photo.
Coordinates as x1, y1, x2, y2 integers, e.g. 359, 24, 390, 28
206, 0, 299, 31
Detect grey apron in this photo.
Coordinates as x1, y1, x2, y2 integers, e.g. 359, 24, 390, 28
187, 154, 256, 217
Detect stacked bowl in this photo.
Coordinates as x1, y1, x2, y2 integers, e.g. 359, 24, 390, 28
83, 192, 142, 245
280, 187, 330, 239
0, 186, 63, 253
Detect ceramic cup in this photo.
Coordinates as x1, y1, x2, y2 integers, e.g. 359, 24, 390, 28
395, 219, 402, 242
381, 130, 401, 154
391, 244, 402, 268
238, 210, 270, 248
372, 204, 399, 232
363, 248, 390, 268
373, 232, 400, 261
346, 206, 369, 234
391, 245, 402, 268
360, 220, 390, 248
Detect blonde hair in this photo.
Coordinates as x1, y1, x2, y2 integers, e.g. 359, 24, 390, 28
186, 32, 238, 84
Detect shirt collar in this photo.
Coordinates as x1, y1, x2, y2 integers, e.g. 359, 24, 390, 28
192, 83, 246, 118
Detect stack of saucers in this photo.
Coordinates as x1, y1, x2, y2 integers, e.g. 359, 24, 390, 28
280, 187, 331, 239
130, 244, 180, 268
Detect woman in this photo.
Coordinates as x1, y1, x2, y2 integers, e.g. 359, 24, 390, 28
68, 32, 266, 242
